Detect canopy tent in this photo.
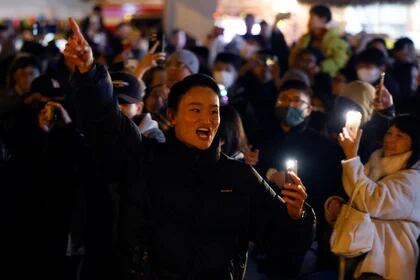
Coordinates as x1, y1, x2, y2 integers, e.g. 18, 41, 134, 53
298, 0, 416, 6
0, 0, 92, 19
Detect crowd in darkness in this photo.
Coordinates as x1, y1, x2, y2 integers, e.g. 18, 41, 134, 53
1, 3, 420, 280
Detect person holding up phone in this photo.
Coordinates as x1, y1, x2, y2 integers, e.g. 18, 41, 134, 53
337, 115, 420, 280
64, 17, 315, 280
256, 79, 343, 276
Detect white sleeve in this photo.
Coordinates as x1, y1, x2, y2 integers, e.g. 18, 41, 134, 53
341, 157, 419, 220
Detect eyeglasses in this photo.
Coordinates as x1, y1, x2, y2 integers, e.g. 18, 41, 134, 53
277, 96, 309, 106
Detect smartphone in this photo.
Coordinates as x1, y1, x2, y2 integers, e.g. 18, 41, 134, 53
379, 72, 386, 88
378, 72, 386, 100
149, 31, 165, 52
285, 159, 298, 183
345, 111, 362, 139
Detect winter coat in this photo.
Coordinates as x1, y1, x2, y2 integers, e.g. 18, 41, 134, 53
71, 65, 316, 280
289, 28, 350, 77
342, 151, 420, 280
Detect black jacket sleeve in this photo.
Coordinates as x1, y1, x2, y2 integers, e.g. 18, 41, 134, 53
248, 166, 316, 257
71, 65, 144, 179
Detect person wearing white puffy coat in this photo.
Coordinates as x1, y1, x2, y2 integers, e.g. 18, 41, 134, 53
338, 115, 420, 280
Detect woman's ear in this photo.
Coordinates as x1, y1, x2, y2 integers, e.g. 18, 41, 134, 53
166, 108, 176, 125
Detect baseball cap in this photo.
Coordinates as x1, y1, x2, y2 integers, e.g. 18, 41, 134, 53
30, 74, 64, 98
111, 72, 145, 104
167, 49, 199, 74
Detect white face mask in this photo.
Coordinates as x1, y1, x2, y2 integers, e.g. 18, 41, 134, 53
213, 70, 236, 89
357, 67, 381, 84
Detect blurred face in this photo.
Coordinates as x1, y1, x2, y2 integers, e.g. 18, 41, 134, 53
332, 74, 347, 96
14, 66, 40, 94
394, 44, 416, 63
170, 31, 186, 50
251, 55, 271, 83
119, 102, 143, 119
383, 125, 412, 157
356, 63, 382, 84
166, 61, 192, 88
277, 89, 312, 117
169, 87, 220, 150
308, 13, 327, 32
117, 24, 132, 40
213, 61, 237, 88
296, 52, 317, 72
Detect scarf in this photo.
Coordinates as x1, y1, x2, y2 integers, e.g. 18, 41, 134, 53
365, 149, 412, 181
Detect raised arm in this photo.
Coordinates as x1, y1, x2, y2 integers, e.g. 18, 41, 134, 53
64, 18, 143, 178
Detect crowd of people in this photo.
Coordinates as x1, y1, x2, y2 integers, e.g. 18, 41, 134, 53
1, 3, 420, 280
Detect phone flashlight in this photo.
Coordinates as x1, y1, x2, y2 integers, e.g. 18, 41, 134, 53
285, 159, 298, 183
345, 111, 362, 139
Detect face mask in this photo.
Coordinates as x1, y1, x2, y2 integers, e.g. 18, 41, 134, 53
213, 70, 236, 89
357, 67, 381, 84
275, 106, 305, 127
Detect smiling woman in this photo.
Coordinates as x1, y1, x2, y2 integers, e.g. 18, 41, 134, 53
166, 75, 221, 150
337, 114, 420, 279
65, 18, 315, 280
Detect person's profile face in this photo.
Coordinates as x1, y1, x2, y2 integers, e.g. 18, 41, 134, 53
170, 87, 220, 150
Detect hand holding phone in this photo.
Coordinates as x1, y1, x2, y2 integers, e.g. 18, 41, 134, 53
345, 111, 362, 140
285, 159, 298, 184
377, 72, 386, 101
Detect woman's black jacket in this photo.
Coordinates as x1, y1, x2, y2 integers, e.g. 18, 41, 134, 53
71, 65, 316, 280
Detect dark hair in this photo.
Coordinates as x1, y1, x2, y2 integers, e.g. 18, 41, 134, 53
218, 105, 248, 157
7, 55, 42, 88
367, 37, 387, 50
278, 79, 313, 99
297, 47, 325, 65
214, 52, 242, 71
389, 115, 420, 168
310, 5, 332, 23
356, 48, 386, 67
393, 37, 414, 52
143, 66, 165, 90
167, 74, 220, 112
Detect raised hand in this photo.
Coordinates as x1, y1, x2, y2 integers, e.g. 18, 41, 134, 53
282, 171, 308, 220
374, 85, 393, 111
63, 17, 94, 73
243, 145, 259, 166
38, 101, 72, 132
338, 127, 363, 159
134, 41, 166, 79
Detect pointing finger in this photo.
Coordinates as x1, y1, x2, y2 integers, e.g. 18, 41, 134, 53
68, 17, 85, 43
149, 41, 159, 54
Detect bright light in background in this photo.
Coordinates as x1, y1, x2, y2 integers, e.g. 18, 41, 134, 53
122, 3, 137, 21
122, 3, 137, 15
251, 23, 261, 35
55, 39, 68, 53
216, 17, 247, 43
272, 0, 300, 14
344, 8, 363, 34
42, 33, 55, 46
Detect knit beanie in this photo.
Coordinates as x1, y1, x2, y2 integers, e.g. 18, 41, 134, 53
340, 81, 376, 124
